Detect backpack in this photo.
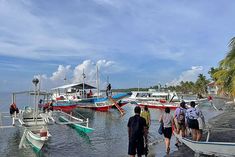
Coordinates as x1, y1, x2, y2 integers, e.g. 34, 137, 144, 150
177, 108, 185, 124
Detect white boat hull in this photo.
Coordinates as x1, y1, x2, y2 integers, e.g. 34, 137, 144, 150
174, 132, 235, 156
26, 130, 48, 152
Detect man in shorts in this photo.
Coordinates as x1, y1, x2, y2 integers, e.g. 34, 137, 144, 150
128, 106, 148, 157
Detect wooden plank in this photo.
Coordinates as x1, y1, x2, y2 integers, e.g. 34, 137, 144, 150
109, 97, 125, 115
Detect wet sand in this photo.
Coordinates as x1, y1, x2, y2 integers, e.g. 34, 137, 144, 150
168, 100, 235, 157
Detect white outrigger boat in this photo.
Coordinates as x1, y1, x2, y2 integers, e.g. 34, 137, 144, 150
17, 78, 52, 152
0, 78, 95, 153
128, 90, 180, 109
174, 128, 235, 157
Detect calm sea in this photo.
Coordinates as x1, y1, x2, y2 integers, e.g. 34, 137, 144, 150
0, 92, 225, 157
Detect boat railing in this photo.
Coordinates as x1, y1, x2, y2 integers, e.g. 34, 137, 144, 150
53, 110, 90, 127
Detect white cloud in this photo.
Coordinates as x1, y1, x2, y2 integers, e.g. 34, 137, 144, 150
167, 66, 204, 86
73, 60, 96, 84
36, 60, 117, 90
0, 0, 98, 61
72, 59, 116, 85
50, 65, 71, 81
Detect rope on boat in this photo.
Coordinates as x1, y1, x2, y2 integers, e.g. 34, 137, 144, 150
71, 110, 87, 120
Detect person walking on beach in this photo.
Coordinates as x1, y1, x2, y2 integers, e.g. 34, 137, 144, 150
141, 106, 151, 129
186, 101, 204, 141
128, 106, 148, 157
159, 107, 174, 155
174, 101, 187, 147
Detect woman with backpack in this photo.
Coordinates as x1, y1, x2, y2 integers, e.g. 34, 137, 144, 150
159, 107, 174, 155
186, 101, 204, 141
174, 101, 187, 147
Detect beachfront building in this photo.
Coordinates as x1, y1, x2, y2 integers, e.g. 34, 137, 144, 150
207, 81, 218, 95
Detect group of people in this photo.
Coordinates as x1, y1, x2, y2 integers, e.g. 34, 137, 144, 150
127, 101, 205, 156
160, 101, 205, 155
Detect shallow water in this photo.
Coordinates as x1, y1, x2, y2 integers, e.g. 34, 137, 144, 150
0, 93, 225, 157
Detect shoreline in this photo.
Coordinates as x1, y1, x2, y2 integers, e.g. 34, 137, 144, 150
168, 100, 235, 157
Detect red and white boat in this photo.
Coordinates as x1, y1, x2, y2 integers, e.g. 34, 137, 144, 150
49, 83, 131, 112
128, 90, 180, 109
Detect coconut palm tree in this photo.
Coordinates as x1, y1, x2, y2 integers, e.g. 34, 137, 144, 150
195, 74, 209, 94
212, 37, 235, 98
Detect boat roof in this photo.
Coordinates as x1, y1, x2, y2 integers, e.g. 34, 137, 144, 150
12, 90, 51, 95
51, 83, 96, 90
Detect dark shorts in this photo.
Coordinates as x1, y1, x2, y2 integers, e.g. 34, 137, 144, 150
128, 139, 144, 156
163, 127, 172, 139
188, 119, 199, 129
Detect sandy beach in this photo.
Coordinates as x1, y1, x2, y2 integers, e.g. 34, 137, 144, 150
168, 99, 235, 157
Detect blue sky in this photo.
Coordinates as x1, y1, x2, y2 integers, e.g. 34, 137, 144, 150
0, 0, 234, 92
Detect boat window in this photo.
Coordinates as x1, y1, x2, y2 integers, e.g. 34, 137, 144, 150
136, 93, 151, 97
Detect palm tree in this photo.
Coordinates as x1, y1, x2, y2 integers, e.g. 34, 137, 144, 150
208, 67, 219, 81
195, 74, 209, 94
213, 37, 235, 98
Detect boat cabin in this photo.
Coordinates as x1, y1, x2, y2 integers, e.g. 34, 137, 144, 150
130, 91, 180, 102
51, 83, 97, 100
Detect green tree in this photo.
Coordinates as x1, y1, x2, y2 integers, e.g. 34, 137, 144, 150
195, 74, 209, 94
213, 37, 235, 97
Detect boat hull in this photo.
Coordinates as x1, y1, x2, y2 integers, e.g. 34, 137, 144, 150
53, 93, 131, 112
26, 130, 48, 152
76, 105, 113, 112
53, 105, 77, 112
59, 116, 94, 133
174, 132, 235, 156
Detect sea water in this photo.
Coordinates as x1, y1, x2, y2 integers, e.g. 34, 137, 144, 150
0, 92, 225, 157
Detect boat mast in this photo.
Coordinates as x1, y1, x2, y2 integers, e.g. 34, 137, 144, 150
32, 78, 39, 122
138, 80, 140, 91
96, 65, 100, 98
82, 69, 85, 98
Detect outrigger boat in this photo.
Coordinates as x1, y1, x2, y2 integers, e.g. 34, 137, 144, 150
0, 78, 95, 153
72, 93, 130, 112
50, 67, 130, 113
129, 90, 180, 109
174, 128, 235, 157
18, 78, 52, 152
56, 110, 94, 133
